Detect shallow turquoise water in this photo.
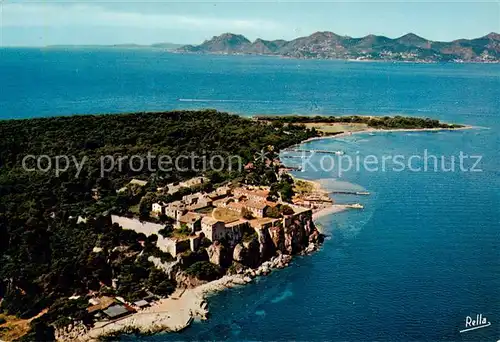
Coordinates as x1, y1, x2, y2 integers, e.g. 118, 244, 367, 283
1, 49, 498, 340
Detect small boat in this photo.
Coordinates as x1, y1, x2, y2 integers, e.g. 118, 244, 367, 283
347, 203, 364, 209
355, 191, 370, 196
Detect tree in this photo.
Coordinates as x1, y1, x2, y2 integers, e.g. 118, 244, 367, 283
280, 205, 295, 216
185, 261, 222, 281
241, 207, 254, 220
265, 206, 281, 219
158, 224, 174, 238
18, 319, 55, 342
278, 182, 294, 203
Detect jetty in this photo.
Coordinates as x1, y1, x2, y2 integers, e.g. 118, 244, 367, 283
281, 166, 302, 171
283, 148, 344, 155
329, 191, 370, 196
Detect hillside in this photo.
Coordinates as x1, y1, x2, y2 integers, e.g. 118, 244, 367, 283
176, 32, 500, 62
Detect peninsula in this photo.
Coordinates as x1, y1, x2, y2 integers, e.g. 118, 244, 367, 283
176, 32, 500, 63
0, 110, 466, 341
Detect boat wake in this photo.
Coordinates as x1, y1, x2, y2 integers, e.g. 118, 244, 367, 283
178, 98, 272, 103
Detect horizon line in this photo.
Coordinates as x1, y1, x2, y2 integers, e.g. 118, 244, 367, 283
1, 30, 498, 49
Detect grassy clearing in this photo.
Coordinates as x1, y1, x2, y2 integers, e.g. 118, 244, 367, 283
294, 179, 314, 194
0, 309, 47, 341
213, 207, 241, 223
129, 204, 140, 214
303, 122, 368, 134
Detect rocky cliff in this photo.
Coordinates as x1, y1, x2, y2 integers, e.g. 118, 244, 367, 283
176, 211, 322, 287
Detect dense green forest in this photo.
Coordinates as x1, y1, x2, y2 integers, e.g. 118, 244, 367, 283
0, 110, 317, 339
254, 114, 464, 129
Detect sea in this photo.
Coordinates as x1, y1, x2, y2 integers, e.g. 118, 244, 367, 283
1, 48, 499, 341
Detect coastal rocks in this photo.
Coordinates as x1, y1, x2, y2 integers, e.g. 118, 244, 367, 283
245, 253, 293, 278
282, 212, 317, 254
304, 242, 317, 254
269, 225, 286, 252
255, 227, 276, 262
175, 272, 206, 289
207, 242, 227, 267
148, 256, 180, 278
232, 243, 246, 263
308, 229, 324, 244
193, 275, 253, 297
268, 253, 292, 269
283, 222, 306, 254
233, 242, 262, 268
55, 322, 88, 341
243, 238, 261, 268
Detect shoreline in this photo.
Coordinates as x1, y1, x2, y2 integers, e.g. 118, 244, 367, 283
173, 51, 500, 64
291, 178, 359, 222
65, 275, 252, 341
312, 204, 351, 221
58, 185, 335, 342
58, 124, 470, 341
300, 125, 475, 144
60, 257, 298, 341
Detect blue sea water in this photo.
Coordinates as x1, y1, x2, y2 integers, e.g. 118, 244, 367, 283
1, 49, 499, 341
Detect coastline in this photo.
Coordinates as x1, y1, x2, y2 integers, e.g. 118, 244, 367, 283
173, 51, 500, 64
291, 178, 356, 222
63, 275, 252, 341
59, 258, 297, 341
57, 178, 335, 341
57, 124, 469, 342
301, 125, 475, 144
312, 204, 351, 221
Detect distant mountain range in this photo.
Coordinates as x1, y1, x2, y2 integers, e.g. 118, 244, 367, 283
176, 32, 500, 63
46, 43, 183, 50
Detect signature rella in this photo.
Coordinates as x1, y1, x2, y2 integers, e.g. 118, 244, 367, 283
460, 314, 491, 333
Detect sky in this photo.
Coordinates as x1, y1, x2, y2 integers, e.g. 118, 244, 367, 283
0, 0, 499, 46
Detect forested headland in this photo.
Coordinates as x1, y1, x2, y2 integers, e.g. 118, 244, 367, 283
254, 114, 464, 129
0, 110, 316, 340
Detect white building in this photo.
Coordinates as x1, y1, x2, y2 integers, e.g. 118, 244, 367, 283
151, 201, 168, 216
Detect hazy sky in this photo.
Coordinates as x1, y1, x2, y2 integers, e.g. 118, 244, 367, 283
1, 0, 499, 46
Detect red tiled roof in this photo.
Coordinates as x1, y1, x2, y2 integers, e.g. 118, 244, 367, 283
178, 212, 202, 223
245, 200, 269, 210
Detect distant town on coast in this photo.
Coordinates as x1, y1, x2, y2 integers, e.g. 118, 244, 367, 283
175, 32, 500, 63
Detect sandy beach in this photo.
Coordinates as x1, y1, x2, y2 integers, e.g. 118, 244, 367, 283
290, 177, 358, 224
312, 204, 351, 220
58, 275, 253, 342
301, 125, 475, 143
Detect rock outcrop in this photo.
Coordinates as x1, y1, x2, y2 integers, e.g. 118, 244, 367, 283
242, 238, 261, 268
232, 243, 246, 262
255, 227, 276, 262
267, 210, 317, 255
207, 242, 231, 268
